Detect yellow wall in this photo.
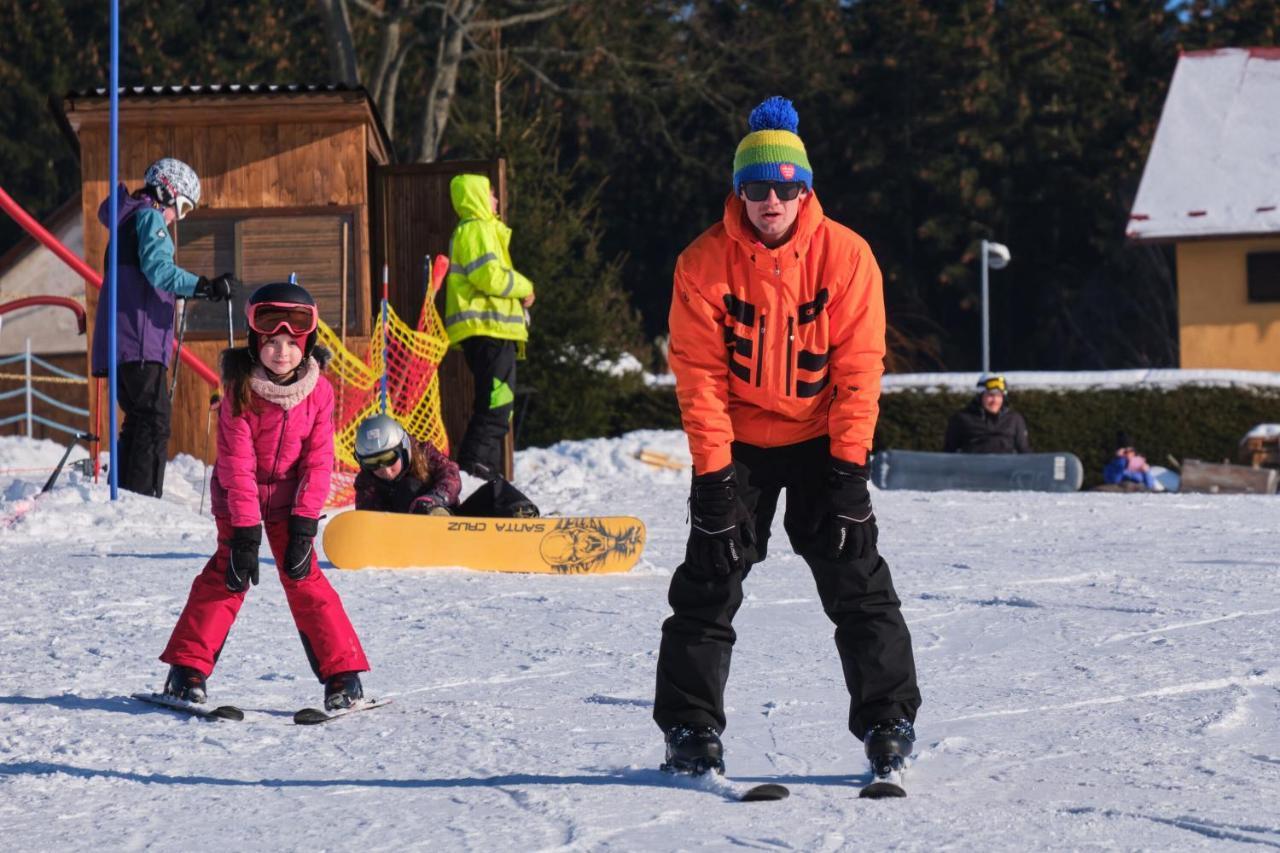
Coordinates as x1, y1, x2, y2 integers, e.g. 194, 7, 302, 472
1178, 236, 1280, 369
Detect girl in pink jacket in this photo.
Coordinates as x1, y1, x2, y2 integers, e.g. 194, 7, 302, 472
159, 282, 369, 710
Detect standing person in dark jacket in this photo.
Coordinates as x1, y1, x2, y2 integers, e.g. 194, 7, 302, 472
943, 375, 1031, 454
91, 157, 239, 496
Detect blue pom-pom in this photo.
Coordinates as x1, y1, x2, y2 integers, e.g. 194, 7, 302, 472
748, 96, 799, 133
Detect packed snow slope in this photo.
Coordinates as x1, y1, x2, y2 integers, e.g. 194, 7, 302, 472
1, 431, 1278, 851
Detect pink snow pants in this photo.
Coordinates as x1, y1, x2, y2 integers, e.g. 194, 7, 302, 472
161, 516, 369, 681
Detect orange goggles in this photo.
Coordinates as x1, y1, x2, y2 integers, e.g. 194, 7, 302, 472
247, 302, 318, 337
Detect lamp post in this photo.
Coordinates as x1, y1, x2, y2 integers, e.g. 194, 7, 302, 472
980, 239, 1011, 374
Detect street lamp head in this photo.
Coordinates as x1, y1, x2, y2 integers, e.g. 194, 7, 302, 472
985, 241, 1011, 270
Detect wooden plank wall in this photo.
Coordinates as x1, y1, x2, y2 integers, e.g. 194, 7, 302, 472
76, 121, 372, 463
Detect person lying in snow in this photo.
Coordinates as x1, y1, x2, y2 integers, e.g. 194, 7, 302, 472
352, 414, 539, 518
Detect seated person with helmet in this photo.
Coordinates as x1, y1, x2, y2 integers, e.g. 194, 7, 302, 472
944, 374, 1031, 454
353, 414, 539, 518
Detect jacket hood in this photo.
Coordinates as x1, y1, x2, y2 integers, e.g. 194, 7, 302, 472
450, 174, 497, 222
722, 190, 824, 256
97, 184, 155, 228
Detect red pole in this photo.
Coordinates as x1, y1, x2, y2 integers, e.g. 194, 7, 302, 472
0, 183, 219, 387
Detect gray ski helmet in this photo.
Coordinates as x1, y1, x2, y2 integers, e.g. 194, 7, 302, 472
144, 157, 201, 212
354, 413, 412, 473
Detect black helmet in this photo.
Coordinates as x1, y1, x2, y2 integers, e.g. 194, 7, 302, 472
245, 282, 319, 359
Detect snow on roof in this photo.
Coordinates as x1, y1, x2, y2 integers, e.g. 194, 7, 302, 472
881, 368, 1280, 392
1127, 48, 1280, 243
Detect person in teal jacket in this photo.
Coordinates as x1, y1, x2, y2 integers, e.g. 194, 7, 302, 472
444, 174, 535, 479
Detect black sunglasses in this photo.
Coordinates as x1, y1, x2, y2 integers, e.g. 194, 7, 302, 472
741, 181, 804, 202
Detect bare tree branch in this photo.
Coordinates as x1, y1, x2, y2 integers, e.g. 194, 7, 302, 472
317, 0, 361, 86
468, 2, 575, 32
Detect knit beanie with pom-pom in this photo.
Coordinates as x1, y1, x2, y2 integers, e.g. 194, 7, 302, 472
732, 96, 813, 193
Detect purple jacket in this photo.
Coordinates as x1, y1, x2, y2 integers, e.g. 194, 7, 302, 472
91, 186, 200, 375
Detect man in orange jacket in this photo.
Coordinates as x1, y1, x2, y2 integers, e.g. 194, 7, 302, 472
656, 97, 921, 786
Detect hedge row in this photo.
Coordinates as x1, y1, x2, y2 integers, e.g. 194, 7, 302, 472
604, 383, 1280, 488
877, 385, 1280, 487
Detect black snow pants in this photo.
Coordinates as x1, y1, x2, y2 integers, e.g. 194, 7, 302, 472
457, 337, 516, 477
116, 361, 172, 498
653, 437, 922, 741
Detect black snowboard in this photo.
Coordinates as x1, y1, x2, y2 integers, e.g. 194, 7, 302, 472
871, 449, 1083, 492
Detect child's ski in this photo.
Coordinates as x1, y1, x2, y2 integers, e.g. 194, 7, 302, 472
659, 767, 790, 802
293, 697, 390, 725
132, 692, 244, 721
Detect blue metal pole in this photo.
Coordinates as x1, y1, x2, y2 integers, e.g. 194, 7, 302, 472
107, 0, 120, 500
380, 264, 389, 414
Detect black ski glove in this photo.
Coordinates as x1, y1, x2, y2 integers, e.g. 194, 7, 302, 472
284, 515, 318, 580
194, 273, 239, 303
410, 492, 452, 515
226, 524, 262, 592
811, 458, 877, 563
685, 464, 755, 579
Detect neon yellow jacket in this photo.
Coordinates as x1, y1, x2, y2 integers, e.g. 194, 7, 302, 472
444, 174, 534, 346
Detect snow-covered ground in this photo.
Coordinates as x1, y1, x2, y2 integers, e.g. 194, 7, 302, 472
1, 431, 1278, 851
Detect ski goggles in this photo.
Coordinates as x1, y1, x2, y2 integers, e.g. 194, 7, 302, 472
979, 375, 1007, 393
246, 302, 318, 337
741, 181, 804, 202
174, 195, 195, 221
357, 449, 400, 471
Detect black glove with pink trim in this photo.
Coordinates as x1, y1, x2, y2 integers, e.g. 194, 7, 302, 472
283, 515, 318, 580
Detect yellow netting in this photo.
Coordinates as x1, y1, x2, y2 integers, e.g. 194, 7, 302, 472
319, 286, 450, 506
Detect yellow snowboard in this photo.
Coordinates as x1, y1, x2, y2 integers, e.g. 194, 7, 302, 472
322, 511, 646, 574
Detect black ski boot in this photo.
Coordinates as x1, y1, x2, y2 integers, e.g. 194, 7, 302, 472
163, 665, 208, 704
661, 724, 725, 776
864, 718, 915, 776
324, 671, 364, 711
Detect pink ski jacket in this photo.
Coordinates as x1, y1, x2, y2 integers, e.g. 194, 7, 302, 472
211, 349, 335, 528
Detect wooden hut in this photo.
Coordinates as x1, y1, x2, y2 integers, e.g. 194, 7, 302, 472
56, 84, 509, 475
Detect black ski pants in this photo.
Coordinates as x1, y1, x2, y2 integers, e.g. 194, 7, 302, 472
457, 337, 516, 476
654, 437, 921, 741
116, 361, 172, 498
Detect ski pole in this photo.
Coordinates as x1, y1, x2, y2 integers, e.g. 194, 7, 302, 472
169, 298, 189, 402
42, 432, 97, 494
199, 392, 219, 516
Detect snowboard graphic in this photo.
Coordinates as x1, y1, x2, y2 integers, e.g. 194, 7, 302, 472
322, 511, 646, 574
871, 449, 1083, 493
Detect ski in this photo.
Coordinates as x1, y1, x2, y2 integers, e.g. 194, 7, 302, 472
859, 760, 907, 799
293, 697, 390, 725
659, 766, 790, 802
132, 692, 244, 721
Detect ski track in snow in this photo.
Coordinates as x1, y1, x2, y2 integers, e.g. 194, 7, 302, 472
1, 429, 1278, 850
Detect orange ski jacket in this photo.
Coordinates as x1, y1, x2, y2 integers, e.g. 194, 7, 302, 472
668, 192, 886, 473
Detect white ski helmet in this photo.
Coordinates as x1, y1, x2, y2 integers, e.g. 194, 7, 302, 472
354, 413, 412, 473
144, 157, 201, 218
